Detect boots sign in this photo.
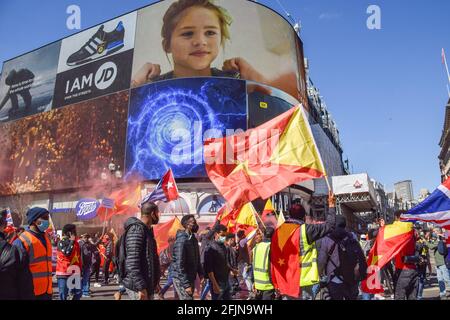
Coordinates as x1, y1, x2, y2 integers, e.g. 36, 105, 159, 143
75, 198, 100, 220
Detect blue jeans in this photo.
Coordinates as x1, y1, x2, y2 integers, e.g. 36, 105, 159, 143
160, 273, 174, 295
417, 271, 426, 299
361, 292, 374, 300
436, 265, 450, 296
201, 279, 211, 300
211, 281, 231, 300
57, 277, 82, 300
82, 267, 91, 295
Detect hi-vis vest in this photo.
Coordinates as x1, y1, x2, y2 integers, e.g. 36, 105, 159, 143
299, 224, 319, 287
19, 231, 53, 296
252, 242, 274, 291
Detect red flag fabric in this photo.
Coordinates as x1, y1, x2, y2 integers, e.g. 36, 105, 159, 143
270, 222, 301, 297
361, 221, 414, 294
204, 106, 325, 209
153, 217, 183, 254
162, 168, 179, 201
98, 184, 141, 222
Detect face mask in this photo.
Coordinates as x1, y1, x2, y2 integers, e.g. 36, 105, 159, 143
192, 224, 199, 233
217, 236, 226, 244
36, 220, 49, 232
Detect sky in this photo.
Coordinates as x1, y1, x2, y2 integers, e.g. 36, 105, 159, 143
0, 0, 449, 197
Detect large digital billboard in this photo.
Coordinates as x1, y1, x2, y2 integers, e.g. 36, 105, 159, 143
125, 77, 247, 180
0, 91, 129, 195
131, 0, 306, 109
53, 12, 137, 108
0, 42, 61, 122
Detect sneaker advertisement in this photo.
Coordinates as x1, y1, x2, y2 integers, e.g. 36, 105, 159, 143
53, 11, 136, 108
0, 41, 61, 123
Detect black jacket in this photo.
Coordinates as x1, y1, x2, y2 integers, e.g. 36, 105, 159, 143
104, 240, 113, 259
79, 240, 94, 269
171, 230, 204, 288
285, 207, 336, 245
122, 217, 161, 294
0, 232, 34, 300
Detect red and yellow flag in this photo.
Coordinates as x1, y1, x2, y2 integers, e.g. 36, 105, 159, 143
361, 221, 414, 294
98, 184, 141, 221
270, 222, 301, 297
153, 217, 183, 254
204, 105, 325, 209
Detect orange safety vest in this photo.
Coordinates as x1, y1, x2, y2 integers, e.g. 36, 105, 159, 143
19, 231, 53, 296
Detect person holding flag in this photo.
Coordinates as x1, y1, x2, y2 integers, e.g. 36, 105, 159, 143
270, 195, 336, 300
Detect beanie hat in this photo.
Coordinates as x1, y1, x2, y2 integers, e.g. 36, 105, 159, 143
26, 207, 49, 225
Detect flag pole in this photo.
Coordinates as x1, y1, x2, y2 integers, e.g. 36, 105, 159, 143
251, 203, 266, 230
443, 48, 450, 85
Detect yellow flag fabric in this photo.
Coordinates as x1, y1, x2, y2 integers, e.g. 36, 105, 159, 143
236, 202, 258, 227
263, 199, 275, 213
277, 210, 286, 227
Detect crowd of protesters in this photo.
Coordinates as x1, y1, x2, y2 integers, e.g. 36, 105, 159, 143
1, 198, 449, 300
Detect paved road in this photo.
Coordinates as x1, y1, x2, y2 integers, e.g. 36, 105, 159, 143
51, 272, 445, 300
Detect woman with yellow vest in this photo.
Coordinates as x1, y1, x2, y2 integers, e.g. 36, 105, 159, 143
252, 227, 275, 300
13, 207, 53, 300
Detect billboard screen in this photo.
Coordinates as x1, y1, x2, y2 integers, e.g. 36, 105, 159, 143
125, 77, 247, 180
0, 42, 61, 122
53, 12, 137, 108
0, 91, 129, 195
132, 0, 306, 109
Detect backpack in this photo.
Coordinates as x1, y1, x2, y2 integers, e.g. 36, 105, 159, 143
329, 235, 368, 285
437, 240, 448, 257
114, 233, 127, 281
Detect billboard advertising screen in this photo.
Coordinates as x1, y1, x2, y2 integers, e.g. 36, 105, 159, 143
132, 0, 306, 108
125, 77, 247, 180
0, 42, 61, 123
53, 12, 137, 108
0, 91, 129, 195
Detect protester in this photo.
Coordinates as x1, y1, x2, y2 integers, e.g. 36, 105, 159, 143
13, 207, 53, 300
392, 210, 420, 300
426, 229, 450, 299
236, 229, 253, 296
272, 195, 336, 300
171, 214, 204, 300
224, 233, 239, 298
204, 223, 230, 300
0, 208, 34, 300
102, 234, 113, 285
158, 236, 176, 300
318, 215, 367, 300
199, 223, 219, 300
121, 201, 161, 300
252, 226, 275, 300
56, 224, 82, 300
79, 234, 95, 297
416, 232, 431, 300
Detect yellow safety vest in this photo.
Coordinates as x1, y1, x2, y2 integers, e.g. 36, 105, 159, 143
299, 224, 319, 287
252, 241, 274, 291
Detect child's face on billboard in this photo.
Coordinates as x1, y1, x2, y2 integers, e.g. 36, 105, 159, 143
169, 6, 221, 74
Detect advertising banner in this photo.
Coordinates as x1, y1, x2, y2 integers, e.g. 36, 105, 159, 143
125, 77, 247, 180
53, 12, 136, 108
0, 41, 61, 122
0, 91, 129, 195
132, 0, 306, 109
76, 198, 100, 221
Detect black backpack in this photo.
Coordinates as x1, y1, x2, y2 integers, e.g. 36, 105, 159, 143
329, 235, 368, 285
114, 232, 127, 281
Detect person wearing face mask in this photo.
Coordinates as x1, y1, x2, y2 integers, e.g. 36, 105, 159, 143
13, 207, 53, 300
204, 224, 230, 300
121, 201, 161, 300
171, 214, 204, 300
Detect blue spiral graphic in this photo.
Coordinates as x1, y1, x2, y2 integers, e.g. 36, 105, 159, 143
125, 78, 247, 180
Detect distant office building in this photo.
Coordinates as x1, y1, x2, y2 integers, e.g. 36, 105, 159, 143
394, 180, 414, 202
